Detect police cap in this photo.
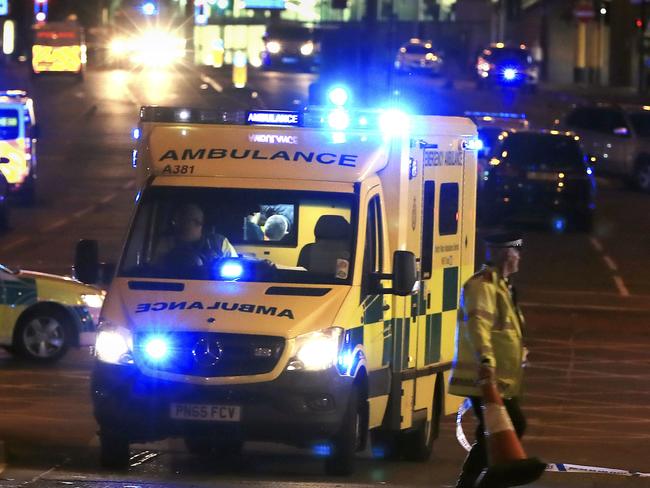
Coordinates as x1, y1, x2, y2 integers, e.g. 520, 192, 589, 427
484, 232, 523, 248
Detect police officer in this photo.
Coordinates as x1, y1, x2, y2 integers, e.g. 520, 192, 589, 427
449, 233, 527, 488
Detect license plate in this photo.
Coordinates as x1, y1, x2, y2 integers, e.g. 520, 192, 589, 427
170, 403, 241, 422
281, 57, 298, 64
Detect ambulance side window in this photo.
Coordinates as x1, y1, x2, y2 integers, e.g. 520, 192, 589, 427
439, 183, 459, 236
361, 195, 383, 297
421, 181, 435, 279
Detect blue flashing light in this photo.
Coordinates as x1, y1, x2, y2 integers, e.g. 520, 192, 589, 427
144, 336, 169, 361
464, 111, 526, 120
219, 260, 244, 280
132, 149, 138, 168
247, 110, 300, 126
379, 109, 410, 138
132, 128, 141, 140
586, 167, 593, 175
141, 2, 158, 16
327, 86, 349, 107
312, 443, 332, 457
552, 216, 567, 233
372, 446, 387, 458
464, 139, 484, 151
327, 108, 350, 131
503, 68, 518, 81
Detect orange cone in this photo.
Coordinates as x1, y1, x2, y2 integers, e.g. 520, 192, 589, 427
475, 381, 546, 487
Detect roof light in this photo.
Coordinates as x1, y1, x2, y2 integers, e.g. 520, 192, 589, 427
132, 128, 141, 140
463, 139, 484, 151
327, 108, 350, 131
327, 86, 349, 107
379, 108, 409, 138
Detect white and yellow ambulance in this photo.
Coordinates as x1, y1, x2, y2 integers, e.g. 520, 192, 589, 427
32, 21, 86, 78
82, 103, 478, 473
0, 90, 38, 201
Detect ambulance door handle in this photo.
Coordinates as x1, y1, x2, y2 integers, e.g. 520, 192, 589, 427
383, 304, 390, 311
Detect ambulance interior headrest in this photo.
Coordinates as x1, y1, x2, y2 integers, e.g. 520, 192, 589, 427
314, 215, 351, 240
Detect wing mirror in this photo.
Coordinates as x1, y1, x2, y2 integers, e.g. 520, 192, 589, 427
371, 250, 417, 296
74, 239, 115, 285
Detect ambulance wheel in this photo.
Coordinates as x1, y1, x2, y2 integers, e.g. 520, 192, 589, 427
400, 379, 442, 462
99, 430, 130, 469
13, 306, 71, 362
325, 388, 364, 476
19, 174, 36, 206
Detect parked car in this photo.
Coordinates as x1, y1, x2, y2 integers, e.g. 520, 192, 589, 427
261, 24, 319, 71
560, 103, 650, 192
475, 43, 538, 91
394, 38, 444, 76
0, 264, 104, 362
480, 130, 596, 232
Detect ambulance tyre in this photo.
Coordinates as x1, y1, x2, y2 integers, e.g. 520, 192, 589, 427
99, 430, 130, 470
325, 387, 365, 476
400, 377, 442, 462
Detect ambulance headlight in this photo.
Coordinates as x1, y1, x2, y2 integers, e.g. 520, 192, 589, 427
95, 325, 133, 365
81, 293, 105, 309
287, 327, 343, 372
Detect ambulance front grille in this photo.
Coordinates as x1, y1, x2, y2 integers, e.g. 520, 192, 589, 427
134, 332, 285, 377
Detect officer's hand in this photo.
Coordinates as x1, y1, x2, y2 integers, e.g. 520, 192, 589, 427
478, 363, 495, 384
522, 347, 530, 368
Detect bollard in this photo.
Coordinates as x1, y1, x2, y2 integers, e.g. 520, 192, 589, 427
212, 38, 224, 68
232, 50, 247, 88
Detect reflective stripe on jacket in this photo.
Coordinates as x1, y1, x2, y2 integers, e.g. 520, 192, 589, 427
448, 265, 525, 399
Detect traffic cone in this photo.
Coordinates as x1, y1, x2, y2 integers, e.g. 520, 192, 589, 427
475, 380, 546, 488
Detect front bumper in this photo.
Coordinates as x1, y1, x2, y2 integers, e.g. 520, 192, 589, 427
92, 361, 353, 446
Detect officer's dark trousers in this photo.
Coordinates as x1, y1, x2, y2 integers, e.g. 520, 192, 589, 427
456, 397, 526, 488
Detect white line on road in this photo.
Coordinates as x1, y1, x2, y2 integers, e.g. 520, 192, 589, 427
73, 206, 94, 219
0, 236, 29, 252
613, 275, 631, 297
199, 73, 224, 93
602, 255, 618, 271
100, 193, 117, 205
589, 237, 604, 253
43, 218, 69, 232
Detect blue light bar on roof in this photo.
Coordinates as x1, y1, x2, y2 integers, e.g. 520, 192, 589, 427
464, 111, 526, 119
246, 111, 301, 126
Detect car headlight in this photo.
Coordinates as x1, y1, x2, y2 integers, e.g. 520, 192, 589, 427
109, 38, 128, 56
300, 41, 314, 56
81, 293, 105, 309
95, 324, 133, 365
287, 327, 343, 372
266, 41, 281, 54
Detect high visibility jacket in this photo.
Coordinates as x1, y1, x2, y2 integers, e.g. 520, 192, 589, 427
448, 265, 525, 399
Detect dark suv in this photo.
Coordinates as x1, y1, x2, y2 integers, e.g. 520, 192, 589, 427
481, 131, 596, 232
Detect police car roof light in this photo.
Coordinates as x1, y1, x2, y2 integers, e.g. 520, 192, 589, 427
327, 86, 349, 107
464, 111, 526, 120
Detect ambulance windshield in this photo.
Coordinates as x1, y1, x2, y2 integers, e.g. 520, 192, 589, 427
119, 186, 357, 284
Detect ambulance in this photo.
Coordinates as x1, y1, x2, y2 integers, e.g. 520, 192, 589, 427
79, 102, 478, 474
0, 90, 38, 201
32, 21, 86, 78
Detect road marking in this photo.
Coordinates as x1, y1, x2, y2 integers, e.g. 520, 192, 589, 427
602, 255, 618, 271
521, 302, 647, 313
73, 206, 94, 219
100, 193, 117, 205
122, 180, 135, 190
199, 73, 223, 93
130, 450, 159, 467
0, 236, 29, 252
613, 275, 631, 297
43, 218, 69, 232
589, 237, 604, 252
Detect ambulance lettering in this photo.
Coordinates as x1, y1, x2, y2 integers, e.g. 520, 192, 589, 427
423, 149, 462, 167
158, 148, 358, 167
135, 301, 294, 319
